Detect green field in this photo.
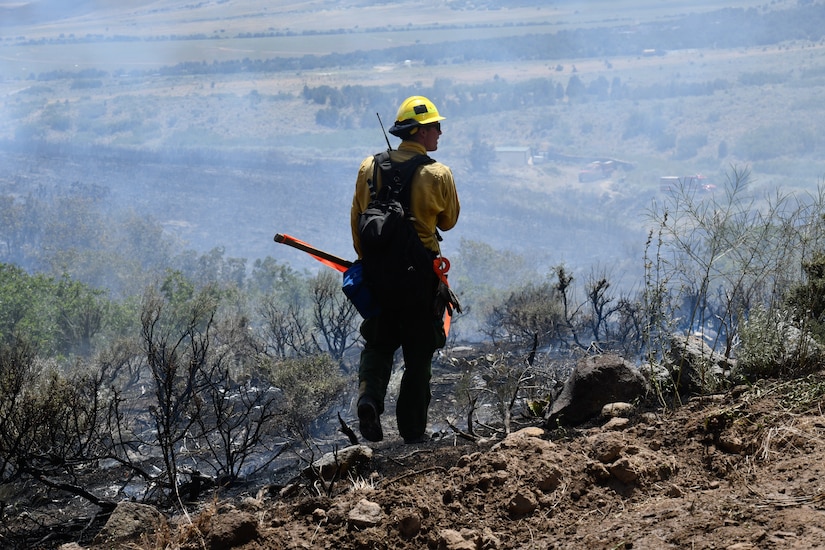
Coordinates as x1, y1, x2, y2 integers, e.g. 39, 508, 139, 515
1, 24, 577, 75
0, 0, 788, 73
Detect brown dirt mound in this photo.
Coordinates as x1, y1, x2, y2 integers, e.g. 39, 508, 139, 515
111, 372, 825, 550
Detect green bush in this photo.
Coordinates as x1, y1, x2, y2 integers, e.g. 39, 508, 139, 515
262, 353, 347, 440
0, 265, 107, 357
735, 306, 789, 380
785, 252, 825, 343
735, 306, 820, 381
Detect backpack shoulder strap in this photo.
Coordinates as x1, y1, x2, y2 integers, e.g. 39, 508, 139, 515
378, 153, 435, 206
366, 150, 392, 201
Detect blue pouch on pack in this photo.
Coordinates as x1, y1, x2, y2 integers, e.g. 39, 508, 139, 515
342, 261, 381, 319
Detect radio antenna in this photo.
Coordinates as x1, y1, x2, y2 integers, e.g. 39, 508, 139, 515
377, 112, 393, 151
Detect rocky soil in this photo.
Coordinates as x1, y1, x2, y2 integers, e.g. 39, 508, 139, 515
64, 370, 825, 550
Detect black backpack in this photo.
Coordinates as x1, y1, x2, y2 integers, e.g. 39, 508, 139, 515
357, 150, 437, 311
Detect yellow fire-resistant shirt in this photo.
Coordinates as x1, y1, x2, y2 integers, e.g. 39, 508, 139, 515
350, 141, 460, 258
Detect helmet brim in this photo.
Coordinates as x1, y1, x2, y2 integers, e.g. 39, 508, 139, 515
388, 119, 418, 138
388, 116, 445, 138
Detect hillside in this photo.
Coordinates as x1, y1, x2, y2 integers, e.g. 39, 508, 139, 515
184, 374, 825, 549
14, 368, 825, 549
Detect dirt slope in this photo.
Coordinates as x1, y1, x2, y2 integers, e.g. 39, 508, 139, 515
124, 372, 825, 550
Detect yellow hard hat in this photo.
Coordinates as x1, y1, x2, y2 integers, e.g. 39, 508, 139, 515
389, 96, 445, 137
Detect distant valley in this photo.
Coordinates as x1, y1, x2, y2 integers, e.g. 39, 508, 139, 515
2, 0, 824, 290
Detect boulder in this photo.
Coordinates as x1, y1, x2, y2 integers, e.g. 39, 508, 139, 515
544, 354, 647, 427
667, 334, 733, 394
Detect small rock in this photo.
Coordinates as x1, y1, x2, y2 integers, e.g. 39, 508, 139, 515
609, 457, 639, 484
304, 444, 373, 481
492, 426, 550, 452
603, 417, 631, 431
602, 402, 635, 417
348, 498, 383, 528
588, 432, 626, 463
515, 426, 545, 438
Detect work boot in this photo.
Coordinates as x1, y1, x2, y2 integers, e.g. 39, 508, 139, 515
357, 396, 383, 442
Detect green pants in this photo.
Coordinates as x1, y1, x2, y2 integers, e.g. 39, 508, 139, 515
358, 306, 446, 441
